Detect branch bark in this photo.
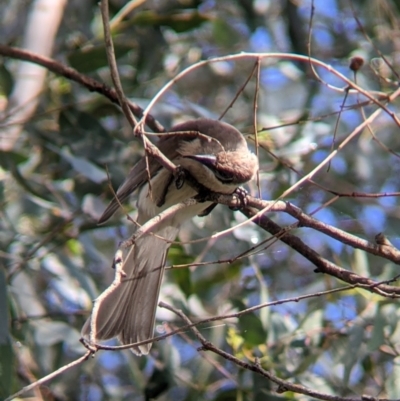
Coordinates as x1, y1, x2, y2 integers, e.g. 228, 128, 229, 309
0, 44, 165, 134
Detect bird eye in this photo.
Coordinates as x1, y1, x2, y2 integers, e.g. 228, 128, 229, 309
184, 154, 235, 183
214, 169, 234, 183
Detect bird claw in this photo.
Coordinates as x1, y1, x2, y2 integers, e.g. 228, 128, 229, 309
198, 202, 217, 216
157, 167, 186, 208
174, 166, 186, 190
230, 187, 248, 211
111, 250, 127, 276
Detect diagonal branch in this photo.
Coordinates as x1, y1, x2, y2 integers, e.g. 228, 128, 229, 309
199, 191, 400, 296
0, 44, 164, 134
160, 301, 391, 401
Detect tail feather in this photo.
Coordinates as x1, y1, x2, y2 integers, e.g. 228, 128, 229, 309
81, 226, 178, 355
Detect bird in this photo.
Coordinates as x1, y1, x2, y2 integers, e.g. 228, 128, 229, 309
81, 118, 258, 355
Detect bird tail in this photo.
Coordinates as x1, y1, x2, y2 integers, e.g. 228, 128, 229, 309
81, 226, 178, 355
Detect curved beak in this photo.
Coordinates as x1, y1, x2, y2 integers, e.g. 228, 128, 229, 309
184, 154, 217, 168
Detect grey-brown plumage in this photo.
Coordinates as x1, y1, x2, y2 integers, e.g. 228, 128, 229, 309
81, 118, 258, 355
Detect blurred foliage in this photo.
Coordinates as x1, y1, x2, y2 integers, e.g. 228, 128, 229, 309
2, 0, 400, 400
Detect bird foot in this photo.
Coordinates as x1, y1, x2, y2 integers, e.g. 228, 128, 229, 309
174, 166, 187, 190
229, 187, 248, 211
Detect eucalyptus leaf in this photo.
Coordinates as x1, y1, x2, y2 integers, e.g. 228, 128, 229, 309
60, 147, 107, 183
0, 340, 13, 400
0, 269, 9, 344
68, 44, 131, 73
34, 321, 75, 346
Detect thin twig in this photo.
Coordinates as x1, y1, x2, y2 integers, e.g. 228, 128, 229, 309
0, 44, 164, 133
91, 286, 355, 352
160, 302, 392, 401
100, 0, 180, 180
243, 205, 400, 297
4, 351, 91, 401
252, 57, 261, 198
137, 52, 394, 130
218, 60, 259, 120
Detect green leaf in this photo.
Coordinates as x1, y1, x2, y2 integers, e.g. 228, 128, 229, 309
232, 299, 267, 347
68, 44, 131, 73
0, 63, 13, 97
132, 10, 209, 33
60, 147, 107, 183
34, 321, 75, 346
168, 244, 196, 296
212, 18, 241, 47
268, 312, 296, 346
343, 324, 365, 385
193, 260, 241, 296
351, 248, 370, 277
58, 109, 115, 161
213, 388, 252, 401
0, 340, 13, 400
226, 327, 244, 352
253, 371, 289, 401
170, 265, 192, 297
386, 356, 400, 398
0, 268, 10, 345
300, 309, 323, 347
66, 238, 84, 256
0, 151, 29, 170
0, 269, 13, 399
167, 244, 194, 266
367, 305, 385, 352
144, 366, 170, 400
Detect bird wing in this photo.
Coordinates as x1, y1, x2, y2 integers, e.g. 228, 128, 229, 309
97, 128, 203, 224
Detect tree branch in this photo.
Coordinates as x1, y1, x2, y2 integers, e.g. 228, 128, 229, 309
201, 191, 400, 296
160, 301, 395, 401
0, 44, 164, 134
